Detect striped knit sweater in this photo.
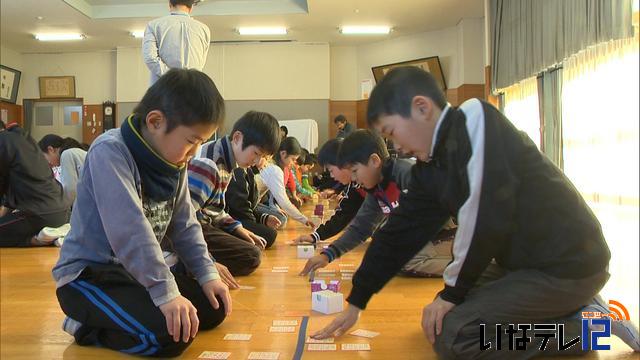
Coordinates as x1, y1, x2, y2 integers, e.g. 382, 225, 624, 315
188, 157, 242, 233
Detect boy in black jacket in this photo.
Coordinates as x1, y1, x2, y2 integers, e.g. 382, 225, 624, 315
311, 66, 640, 356
291, 138, 366, 245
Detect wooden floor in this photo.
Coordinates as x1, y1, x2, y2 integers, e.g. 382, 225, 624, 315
1, 203, 637, 359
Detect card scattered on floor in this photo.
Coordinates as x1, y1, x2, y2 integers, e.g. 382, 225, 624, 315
338, 263, 355, 267
239, 285, 255, 290
223, 333, 252, 341
350, 329, 380, 338
271, 269, 289, 273
307, 344, 337, 351
198, 351, 231, 359
247, 351, 280, 360
341, 343, 371, 351
272, 320, 298, 326
269, 326, 296, 333
306, 336, 335, 343
272, 266, 289, 270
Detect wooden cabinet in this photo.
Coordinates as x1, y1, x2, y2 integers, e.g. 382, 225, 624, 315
82, 105, 104, 145
0, 101, 23, 127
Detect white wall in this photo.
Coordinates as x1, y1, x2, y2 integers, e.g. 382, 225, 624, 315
21, 51, 117, 104
329, 19, 486, 100
0, 45, 24, 102
356, 27, 460, 90
330, 46, 359, 100
117, 42, 330, 102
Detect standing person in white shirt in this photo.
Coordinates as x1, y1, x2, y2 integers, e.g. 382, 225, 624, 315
143, 0, 211, 85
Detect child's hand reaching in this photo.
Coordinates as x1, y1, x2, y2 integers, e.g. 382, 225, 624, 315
290, 234, 314, 245
299, 254, 329, 275
266, 215, 281, 229
159, 295, 199, 343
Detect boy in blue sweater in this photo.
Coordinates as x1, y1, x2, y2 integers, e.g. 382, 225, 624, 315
52, 69, 231, 357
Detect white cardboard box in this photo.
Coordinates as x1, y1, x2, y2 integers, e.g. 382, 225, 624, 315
297, 245, 315, 259
312, 290, 344, 314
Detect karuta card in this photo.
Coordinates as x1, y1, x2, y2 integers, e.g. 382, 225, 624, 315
247, 352, 280, 360
350, 329, 380, 338
338, 263, 355, 267
239, 285, 256, 290
198, 351, 231, 359
341, 343, 371, 351
272, 320, 298, 326
223, 333, 252, 341
272, 266, 289, 270
307, 344, 337, 351
271, 269, 288, 273
306, 336, 335, 343
269, 326, 296, 333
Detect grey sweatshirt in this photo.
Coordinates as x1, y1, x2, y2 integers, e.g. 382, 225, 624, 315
52, 129, 219, 307
59, 147, 87, 207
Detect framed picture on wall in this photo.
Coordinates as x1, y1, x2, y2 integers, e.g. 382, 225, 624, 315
371, 56, 447, 91
0, 65, 21, 104
39, 76, 76, 99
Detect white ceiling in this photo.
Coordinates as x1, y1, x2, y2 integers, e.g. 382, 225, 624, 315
0, 0, 484, 53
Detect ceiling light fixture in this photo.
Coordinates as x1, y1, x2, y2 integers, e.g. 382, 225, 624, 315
237, 27, 288, 35
34, 33, 85, 41
340, 26, 391, 35
131, 31, 144, 38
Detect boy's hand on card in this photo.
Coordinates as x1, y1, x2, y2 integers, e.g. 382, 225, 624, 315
202, 279, 232, 317
311, 304, 361, 339
299, 254, 329, 275
421, 296, 455, 344
266, 215, 281, 229
305, 219, 317, 228
215, 263, 240, 290
159, 295, 199, 343
290, 234, 314, 246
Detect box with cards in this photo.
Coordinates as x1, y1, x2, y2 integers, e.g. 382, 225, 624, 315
297, 244, 315, 259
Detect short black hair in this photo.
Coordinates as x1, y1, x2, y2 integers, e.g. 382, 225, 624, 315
38, 134, 84, 156
304, 153, 317, 166
170, 0, 196, 8
280, 125, 288, 136
277, 136, 302, 166
134, 68, 224, 133
231, 111, 280, 155
334, 114, 347, 124
337, 129, 389, 167
367, 66, 447, 126
317, 138, 343, 167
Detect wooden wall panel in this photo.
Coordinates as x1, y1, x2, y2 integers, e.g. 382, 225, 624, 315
329, 101, 357, 138
0, 101, 23, 127
356, 100, 368, 129
82, 105, 104, 145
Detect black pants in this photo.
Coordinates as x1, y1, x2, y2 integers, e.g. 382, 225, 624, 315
239, 219, 277, 249
202, 224, 262, 276
0, 209, 68, 247
57, 264, 226, 358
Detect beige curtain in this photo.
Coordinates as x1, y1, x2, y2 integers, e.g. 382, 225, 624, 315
562, 37, 639, 322
502, 77, 541, 149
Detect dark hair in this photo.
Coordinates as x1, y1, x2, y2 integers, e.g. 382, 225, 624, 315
133, 68, 224, 133
38, 134, 84, 156
337, 129, 389, 167
367, 66, 447, 126
170, 0, 196, 8
231, 111, 280, 155
317, 138, 343, 167
0, 120, 5, 130
296, 148, 309, 166
276, 136, 302, 166
304, 153, 317, 166
334, 115, 347, 124
280, 125, 288, 137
